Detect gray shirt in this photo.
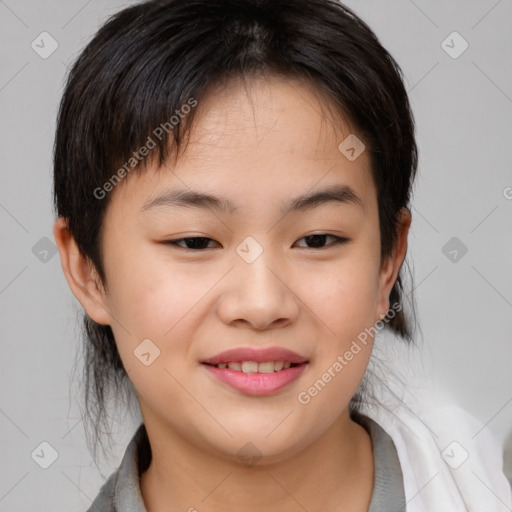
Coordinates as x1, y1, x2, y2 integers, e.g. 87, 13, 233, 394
86, 414, 405, 512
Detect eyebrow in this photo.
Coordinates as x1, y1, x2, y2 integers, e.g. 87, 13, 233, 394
140, 184, 364, 216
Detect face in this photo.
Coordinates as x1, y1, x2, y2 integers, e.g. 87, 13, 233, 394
59, 75, 407, 464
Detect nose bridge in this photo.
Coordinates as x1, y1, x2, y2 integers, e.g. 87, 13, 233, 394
237, 239, 279, 291
236, 234, 285, 299
219, 235, 298, 329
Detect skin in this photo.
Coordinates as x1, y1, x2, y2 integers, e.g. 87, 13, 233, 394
54, 74, 411, 512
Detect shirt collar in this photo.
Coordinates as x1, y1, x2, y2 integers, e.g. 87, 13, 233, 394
113, 423, 150, 512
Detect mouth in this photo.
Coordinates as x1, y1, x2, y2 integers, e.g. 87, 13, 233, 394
200, 346, 308, 367
200, 347, 309, 395
202, 361, 303, 372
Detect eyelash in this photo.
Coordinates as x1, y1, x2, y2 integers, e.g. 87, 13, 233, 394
164, 234, 350, 250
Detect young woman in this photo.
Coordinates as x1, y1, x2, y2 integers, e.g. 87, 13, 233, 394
52, 0, 511, 510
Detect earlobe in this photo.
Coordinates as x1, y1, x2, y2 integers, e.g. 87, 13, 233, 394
53, 217, 112, 325
376, 207, 411, 319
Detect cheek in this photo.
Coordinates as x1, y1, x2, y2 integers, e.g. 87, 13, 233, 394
103, 243, 207, 359
301, 255, 380, 339
293, 259, 378, 430
106, 241, 194, 322
104, 250, 214, 404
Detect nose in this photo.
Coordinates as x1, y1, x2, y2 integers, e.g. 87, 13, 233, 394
216, 243, 300, 331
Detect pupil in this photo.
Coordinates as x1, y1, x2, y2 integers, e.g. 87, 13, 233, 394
185, 237, 209, 249
306, 234, 326, 248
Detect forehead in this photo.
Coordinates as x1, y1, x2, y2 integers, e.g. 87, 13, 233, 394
110, 74, 376, 218
184, 74, 364, 164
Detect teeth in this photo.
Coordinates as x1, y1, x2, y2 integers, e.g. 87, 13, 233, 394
216, 361, 297, 373
241, 361, 259, 373
257, 361, 275, 373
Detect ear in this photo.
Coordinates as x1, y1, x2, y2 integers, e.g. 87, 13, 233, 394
53, 217, 112, 325
376, 207, 411, 320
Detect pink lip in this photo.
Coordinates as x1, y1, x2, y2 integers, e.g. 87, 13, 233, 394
200, 346, 308, 365
200, 346, 309, 396
202, 363, 308, 396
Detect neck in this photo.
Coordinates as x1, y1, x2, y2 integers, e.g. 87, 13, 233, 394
139, 407, 374, 512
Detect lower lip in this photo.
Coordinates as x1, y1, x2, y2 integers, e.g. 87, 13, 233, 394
201, 363, 308, 396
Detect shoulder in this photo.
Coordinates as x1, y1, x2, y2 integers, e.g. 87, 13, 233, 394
360, 392, 512, 512
85, 423, 149, 512
86, 469, 119, 512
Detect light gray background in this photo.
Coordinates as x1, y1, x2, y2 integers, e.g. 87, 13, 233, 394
1, 0, 511, 510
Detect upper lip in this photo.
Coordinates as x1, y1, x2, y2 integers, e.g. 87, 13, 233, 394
201, 347, 308, 365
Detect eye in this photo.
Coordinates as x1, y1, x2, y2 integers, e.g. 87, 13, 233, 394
294, 233, 350, 249
165, 237, 219, 250
164, 234, 350, 251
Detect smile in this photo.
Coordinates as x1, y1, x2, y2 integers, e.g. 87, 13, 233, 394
205, 361, 298, 373
201, 361, 308, 396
